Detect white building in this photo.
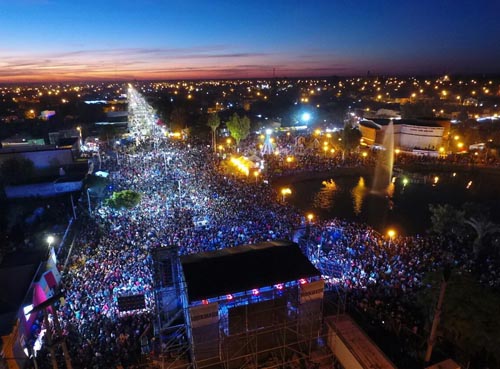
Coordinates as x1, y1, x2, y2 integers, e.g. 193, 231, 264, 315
359, 119, 446, 151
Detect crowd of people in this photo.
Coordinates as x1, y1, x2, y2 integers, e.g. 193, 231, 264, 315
34, 130, 500, 368
37, 138, 301, 368
308, 220, 445, 334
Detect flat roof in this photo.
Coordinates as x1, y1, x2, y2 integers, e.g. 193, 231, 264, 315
326, 314, 398, 369
181, 240, 320, 302
372, 118, 442, 128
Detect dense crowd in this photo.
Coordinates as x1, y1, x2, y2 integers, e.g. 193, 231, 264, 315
37, 139, 300, 368
34, 132, 500, 368
309, 220, 444, 334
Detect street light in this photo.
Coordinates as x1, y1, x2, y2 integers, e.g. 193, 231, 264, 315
254, 171, 259, 183
301, 112, 311, 123
46, 235, 54, 248
307, 213, 314, 223
387, 229, 396, 245
281, 187, 292, 202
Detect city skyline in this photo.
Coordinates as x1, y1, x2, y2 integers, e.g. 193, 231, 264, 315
1, 0, 500, 82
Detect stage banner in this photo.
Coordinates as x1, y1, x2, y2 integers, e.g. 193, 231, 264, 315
189, 303, 219, 329
299, 279, 324, 304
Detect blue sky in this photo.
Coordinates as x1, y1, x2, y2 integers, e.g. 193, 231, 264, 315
1, 0, 499, 81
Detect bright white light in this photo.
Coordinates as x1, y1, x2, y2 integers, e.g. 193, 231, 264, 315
265, 128, 273, 135
301, 112, 311, 122
23, 304, 33, 322
46, 235, 54, 245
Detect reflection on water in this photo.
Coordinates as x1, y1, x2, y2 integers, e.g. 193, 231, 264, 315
351, 177, 394, 215
314, 179, 338, 209
387, 182, 395, 210
351, 177, 367, 215
288, 172, 500, 235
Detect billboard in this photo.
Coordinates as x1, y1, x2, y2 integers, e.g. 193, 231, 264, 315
189, 302, 219, 329
299, 279, 324, 304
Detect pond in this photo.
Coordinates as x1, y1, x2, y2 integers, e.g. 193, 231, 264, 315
285, 170, 500, 235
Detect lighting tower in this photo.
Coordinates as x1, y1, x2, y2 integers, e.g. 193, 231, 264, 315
261, 129, 275, 155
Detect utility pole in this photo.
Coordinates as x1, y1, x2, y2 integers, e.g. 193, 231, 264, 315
425, 267, 451, 364
178, 179, 182, 207
70, 194, 77, 220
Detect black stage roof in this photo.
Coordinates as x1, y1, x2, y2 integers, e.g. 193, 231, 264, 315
180, 240, 320, 303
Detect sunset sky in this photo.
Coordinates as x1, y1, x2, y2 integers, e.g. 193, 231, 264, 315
1, 0, 499, 82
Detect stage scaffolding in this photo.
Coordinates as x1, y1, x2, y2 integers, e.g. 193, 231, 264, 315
151, 247, 191, 368
150, 244, 337, 369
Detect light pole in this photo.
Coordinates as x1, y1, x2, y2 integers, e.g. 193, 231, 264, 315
87, 188, 92, 214
254, 171, 259, 184
281, 188, 292, 203
387, 229, 396, 246
76, 126, 82, 146
305, 213, 315, 259
178, 179, 182, 207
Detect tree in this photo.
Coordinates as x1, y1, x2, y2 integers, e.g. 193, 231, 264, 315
206, 113, 221, 152
170, 107, 187, 131
99, 125, 121, 142
83, 174, 110, 197
417, 270, 500, 366
105, 190, 141, 210
0, 157, 35, 185
464, 217, 500, 258
428, 204, 466, 241
336, 123, 361, 159
226, 113, 251, 146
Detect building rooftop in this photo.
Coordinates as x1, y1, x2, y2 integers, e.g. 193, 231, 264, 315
181, 240, 320, 303
0, 250, 45, 335
326, 314, 398, 369
372, 118, 443, 128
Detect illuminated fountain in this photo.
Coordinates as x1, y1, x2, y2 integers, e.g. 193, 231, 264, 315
371, 120, 394, 195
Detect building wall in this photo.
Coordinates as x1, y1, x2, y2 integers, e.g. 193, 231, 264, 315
5, 181, 82, 198
390, 124, 444, 150
0, 149, 74, 169
327, 331, 364, 369
359, 125, 377, 146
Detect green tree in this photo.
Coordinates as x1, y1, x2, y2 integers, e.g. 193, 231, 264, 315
99, 125, 121, 142
170, 107, 187, 131
464, 217, 500, 258
342, 124, 362, 151
336, 123, 361, 159
83, 174, 110, 197
417, 270, 500, 365
105, 190, 141, 209
428, 204, 466, 241
0, 157, 35, 185
206, 113, 221, 152
226, 113, 251, 146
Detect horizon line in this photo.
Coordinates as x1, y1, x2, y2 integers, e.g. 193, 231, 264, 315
2, 71, 500, 85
